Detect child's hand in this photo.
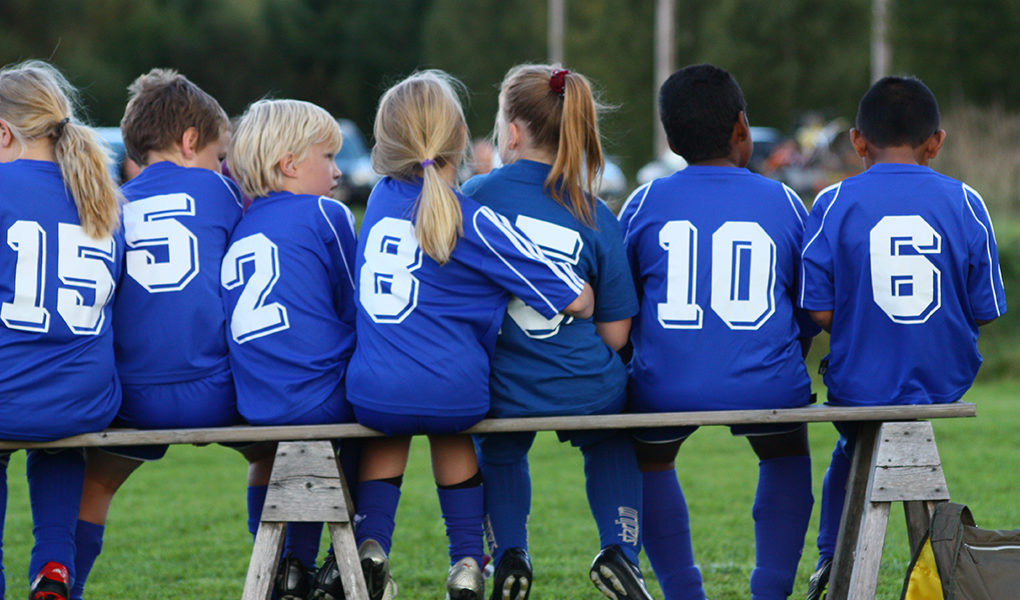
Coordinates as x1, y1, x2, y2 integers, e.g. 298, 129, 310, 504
563, 282, 594, 320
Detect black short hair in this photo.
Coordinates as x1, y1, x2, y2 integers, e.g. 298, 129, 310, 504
658, 64, 746, 163
856, 76, 940, 148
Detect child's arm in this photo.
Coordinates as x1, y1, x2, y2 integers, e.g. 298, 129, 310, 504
563, 282, 594, 319
808, 310, 833, 332
595, 317, 631, 351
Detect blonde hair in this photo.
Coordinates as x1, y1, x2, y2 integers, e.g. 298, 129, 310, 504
498, 64, 605, 227
372, 70, 468, 264
228, 99, 342, 199
0, 60, 122, 238
121, 68, 229, 166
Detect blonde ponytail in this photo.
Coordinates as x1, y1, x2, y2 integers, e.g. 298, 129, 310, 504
499, 64, 607, 227
372, 70, 468, 264
0, 60, 121, 238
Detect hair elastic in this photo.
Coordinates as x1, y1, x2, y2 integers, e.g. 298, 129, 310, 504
55, 116, 70, 137
549, 69, 570, 96
420, 158, 435, 169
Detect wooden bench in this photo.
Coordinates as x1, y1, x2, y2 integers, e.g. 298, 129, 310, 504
0, 402, 976, 600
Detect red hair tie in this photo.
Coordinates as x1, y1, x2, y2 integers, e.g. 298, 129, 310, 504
549, 69, 569, 96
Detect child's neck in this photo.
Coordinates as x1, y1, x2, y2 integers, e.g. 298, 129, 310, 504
691, 157, 740, 168
145, 148, 188, 168
863, 145, 931, 168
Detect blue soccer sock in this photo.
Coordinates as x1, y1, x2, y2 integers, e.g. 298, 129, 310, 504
437, 479, 485, 566
1, 451, 10, 599
581, 435, 642, 566
247, 484, 268, 539
284, 521, 323, 570
354, 479, 402, 555
750, 455, 813, 600
817, 441, 852, 565
641, 469, 705, 600
478, 454, 530, 565
26, 449, 85, 583
70, 519, 104, 600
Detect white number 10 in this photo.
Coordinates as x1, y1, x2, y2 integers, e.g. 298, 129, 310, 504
657, 220, 776, 330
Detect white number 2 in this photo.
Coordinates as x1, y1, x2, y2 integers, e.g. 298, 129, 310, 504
124, 193, 200, 293
657, 220, 776, 330
221, 233, 289, 344
505, 215, 582, 339
870, 215, 941, 323
2, 221, 116, 335
359, 217, 421, 324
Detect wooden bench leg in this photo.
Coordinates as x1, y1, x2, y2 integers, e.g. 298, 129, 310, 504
241, 440, 369, 600
828, 421, 949, 600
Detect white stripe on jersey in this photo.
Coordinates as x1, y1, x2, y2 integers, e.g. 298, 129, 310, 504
318, 196, 356, 289
619, 181, 653, 246
213, 172, 244, 208
472, 206, 583, 315
799, 181, 843, 307
961, 183, 1003, 317
781, 183, 807, 228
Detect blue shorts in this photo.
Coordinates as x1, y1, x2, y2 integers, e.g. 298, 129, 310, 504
104, 370, 246, 461
353, 406, 487, 436
632, 422, 805, 444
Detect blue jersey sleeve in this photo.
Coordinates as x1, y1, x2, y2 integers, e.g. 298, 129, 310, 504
316, 197, 358, 316
799, 184, 840, 311
593, 202, 638, 322
962, 185, 1007, 321
618, 182, 653, 297
468, 205, 585, 319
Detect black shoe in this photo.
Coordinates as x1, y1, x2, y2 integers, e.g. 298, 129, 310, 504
589, 546, 653, 600
490, 547, 532, 600
275, 553, 314, 600
359, 539, 390, 600
29, 562, 70, 600
806, 557, 832, 600
310, 553, 345, 600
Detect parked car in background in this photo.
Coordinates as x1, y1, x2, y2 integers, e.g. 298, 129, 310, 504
335, 118, 380, 204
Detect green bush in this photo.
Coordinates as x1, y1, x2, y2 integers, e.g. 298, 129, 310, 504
973, 219, 1020, 379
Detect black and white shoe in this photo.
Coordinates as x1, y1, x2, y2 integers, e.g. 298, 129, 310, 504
359, 539, 391, 600
490, 547, 532, 600
589, 545, 653, 600
309, 552, 345, 600
274, 553, 314, 600
806, 557, 832, 600
446, 556, 484, 600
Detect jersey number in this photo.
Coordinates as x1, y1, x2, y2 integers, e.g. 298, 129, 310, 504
221, 233, 289, 343
657, 220, 776, 330
124, 193, 200, 292
2, 221, 116, 335
505, 215, 582, 339
359, 217, 422, 324
870, 215, 941, 323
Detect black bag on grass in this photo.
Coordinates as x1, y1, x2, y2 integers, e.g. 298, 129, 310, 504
901, 502, 1020, 600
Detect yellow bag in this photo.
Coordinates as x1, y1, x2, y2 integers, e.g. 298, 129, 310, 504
903, 538, 943, 600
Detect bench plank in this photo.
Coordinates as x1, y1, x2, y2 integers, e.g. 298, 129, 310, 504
0, 402, 977, 450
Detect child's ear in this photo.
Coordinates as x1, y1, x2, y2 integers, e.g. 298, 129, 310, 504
849, 128, 869, 158
732, 111, 750, 143
278, 153, 299, 178
924, 129, 947, 160
0, 119, 12, 148
180, 127, 200, 159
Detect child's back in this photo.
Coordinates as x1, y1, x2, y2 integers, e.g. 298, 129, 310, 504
622, 166, 813, 411
801, 164, 1004, 405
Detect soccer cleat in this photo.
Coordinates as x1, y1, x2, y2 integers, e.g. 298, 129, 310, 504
805, 557, 832, 600
446, 556, 484, 600
489, 547, 532, 600
359, 539, 391, 600
588, 546, 653, 600
274, 553, 314, 600
309, 552, 345, 600
29, 561, 70, 600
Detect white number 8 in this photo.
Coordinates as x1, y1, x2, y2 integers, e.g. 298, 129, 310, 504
359, 217, 422, 324
869, 215, 941, 323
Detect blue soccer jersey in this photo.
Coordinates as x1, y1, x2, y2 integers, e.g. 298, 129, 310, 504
222, 191, 358, 425
799, 163, 1006, 406
0, 160, 123, 440
346, 176, 587, 418
620, 166, 817, 413
115, 161, 243, 384
462, 160, 638, 417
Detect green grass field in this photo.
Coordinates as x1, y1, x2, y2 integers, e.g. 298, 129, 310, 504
2, 378, 1017, 599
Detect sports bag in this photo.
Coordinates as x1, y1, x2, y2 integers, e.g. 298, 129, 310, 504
901, 502, 1020, 600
